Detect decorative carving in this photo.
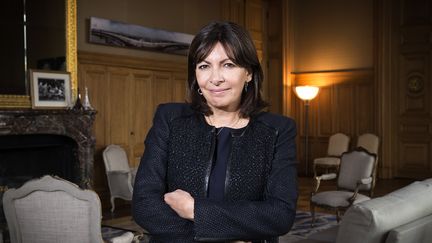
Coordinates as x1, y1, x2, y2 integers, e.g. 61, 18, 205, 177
0, 95, 31, 108
0, 109, 96, 188
66, 0, 78, 102
407, 75, 424, 94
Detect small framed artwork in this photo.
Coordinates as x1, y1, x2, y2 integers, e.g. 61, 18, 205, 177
30, 70, 71, 108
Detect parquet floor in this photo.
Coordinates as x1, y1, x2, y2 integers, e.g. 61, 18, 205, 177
102, 176, 416, 223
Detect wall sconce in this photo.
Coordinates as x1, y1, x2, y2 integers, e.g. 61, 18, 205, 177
295, 85, 319, 176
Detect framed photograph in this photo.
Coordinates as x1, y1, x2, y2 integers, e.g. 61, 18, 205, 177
30, 70, 71, 108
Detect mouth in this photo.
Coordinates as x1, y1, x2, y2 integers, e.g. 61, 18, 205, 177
209, 88, 230, 94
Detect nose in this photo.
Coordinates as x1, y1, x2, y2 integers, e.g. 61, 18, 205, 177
209, 69, 224, 86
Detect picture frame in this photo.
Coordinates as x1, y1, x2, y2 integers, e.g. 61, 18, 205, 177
30, 70, 71, 108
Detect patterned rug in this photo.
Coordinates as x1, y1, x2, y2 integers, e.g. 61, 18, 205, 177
285, 211, 337, 238
102, 211, 337, 243
102, 225, 149, 242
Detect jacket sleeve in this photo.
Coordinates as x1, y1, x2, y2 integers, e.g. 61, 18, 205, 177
132, 104, 194, 240
194, 117, 298, 241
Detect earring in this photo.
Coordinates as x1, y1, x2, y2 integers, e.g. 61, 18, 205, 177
197, 88, 203, 95
244, 82, 249, 92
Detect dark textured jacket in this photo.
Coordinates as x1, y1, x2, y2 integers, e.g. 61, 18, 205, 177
132, 103, 298, 243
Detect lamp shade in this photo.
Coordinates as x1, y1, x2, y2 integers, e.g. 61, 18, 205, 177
295, 86, 319, 101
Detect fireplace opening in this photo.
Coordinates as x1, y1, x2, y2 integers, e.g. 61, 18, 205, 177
0, 109, 96, 240
0, 134, 79, 189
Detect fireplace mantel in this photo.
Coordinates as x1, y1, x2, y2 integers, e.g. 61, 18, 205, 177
0, 109, 96, 188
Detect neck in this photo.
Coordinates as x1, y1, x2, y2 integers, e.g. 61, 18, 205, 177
206, 110, 248, 129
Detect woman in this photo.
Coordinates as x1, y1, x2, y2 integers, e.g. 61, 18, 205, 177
132, 21, 298, 243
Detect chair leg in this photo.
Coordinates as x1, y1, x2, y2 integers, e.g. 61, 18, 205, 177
310, 204, 316, 227
336, 210, 341, 223
313, 163, 317, 178
110, 197, 115, 213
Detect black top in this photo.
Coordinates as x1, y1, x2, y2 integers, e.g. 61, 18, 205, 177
208, 127, 231, 201
208, 127, 248, 201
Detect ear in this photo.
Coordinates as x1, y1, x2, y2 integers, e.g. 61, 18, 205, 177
246, 72, 252, 82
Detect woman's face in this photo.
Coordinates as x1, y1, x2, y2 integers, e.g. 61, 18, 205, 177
195, 42, 252, 112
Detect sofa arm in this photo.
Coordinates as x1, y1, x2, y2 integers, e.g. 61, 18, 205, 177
385, 214, 432, 243
336, 180, 432, 243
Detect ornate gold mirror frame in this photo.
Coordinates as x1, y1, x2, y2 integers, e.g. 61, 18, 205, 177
0, 0, 77, 108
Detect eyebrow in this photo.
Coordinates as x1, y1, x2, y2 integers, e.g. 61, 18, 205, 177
198, 58, 232, 64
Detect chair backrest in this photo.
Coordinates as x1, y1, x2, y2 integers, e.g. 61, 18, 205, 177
327, 133, 350, 157
337, 148, 376, 193
2, 175, 102, 243
103, 144, 131, 172
357, 133, 379, 154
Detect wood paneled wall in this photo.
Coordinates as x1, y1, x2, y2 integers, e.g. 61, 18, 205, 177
292, 69, 377, 176
377, 0, 432, 179
287, 0, 432, 180
393, 0, 432, 179
78, 51, 187, 205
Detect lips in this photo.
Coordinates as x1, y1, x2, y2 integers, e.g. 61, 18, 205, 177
209, 88, 230, 94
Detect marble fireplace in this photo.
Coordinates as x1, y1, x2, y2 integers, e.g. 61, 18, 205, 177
0, 109, 96, 190
0, 109, 96, 238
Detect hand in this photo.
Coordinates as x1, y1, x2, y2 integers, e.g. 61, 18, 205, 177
164, 189, 195, 220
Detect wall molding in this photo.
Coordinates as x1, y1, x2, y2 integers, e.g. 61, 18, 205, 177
78, 51, 187, 73
292, 68, 374, 86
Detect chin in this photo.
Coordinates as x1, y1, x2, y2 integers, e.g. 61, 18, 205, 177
207, 98, 240, 111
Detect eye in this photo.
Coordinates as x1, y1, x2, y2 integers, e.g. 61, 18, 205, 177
223, 62, 236, 68
197, 64, 209, 70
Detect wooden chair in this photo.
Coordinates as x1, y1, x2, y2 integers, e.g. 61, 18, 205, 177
310, 147, 377, 226
357, 133, 379, 155
103, 144, 136, 212
313, 133, 350, 178
357, 133, 379, 196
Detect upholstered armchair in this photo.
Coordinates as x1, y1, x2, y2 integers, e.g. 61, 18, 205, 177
357, 133, 379, 195
310, 147, 377, 225
103, 144, 136, 212
357, 133, 379, 155
313, 133, 350, 177
2, 175, 133, 243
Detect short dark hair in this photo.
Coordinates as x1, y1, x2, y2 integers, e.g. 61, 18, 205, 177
187, 21, 268, 117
